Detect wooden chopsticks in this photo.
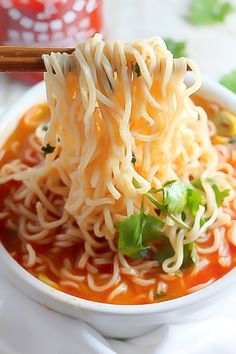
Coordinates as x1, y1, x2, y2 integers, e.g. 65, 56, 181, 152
0, 46, 75, 72
0, 45, 192, 73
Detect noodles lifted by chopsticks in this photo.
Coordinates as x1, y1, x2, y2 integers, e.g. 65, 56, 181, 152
0, 35, 234, 299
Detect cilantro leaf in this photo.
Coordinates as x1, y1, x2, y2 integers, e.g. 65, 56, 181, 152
134, 63, 142, 77
146, 192, 190, 230
206, 178, 230, 207
42, 124, 48, 131
211, 185, 230, 207
154, 236, 175, 263
220, 70, 236, 94
191, 177, 204, 191
142, 214, 164, 242
183, 242, 197, 268
131, 151, 136, 164
163, 180, 187, 214
155, 292, 166, 299
191, 177, 230, 208
188, 0, 234, 25
164, 38, 186, 58
200, 217, 206, 227
41, 143, 55, 155
116, 205, 164, 259
206, 177, 217, 185
116, 214, 144, 259
142, 180, 190, 230
187, 188, 202, 216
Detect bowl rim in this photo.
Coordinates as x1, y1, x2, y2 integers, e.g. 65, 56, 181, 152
0, 77, 236, 316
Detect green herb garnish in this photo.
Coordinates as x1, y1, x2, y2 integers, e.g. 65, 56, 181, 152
42, 125, 48, 131
220, 70, 236, 94
215, 184, 230, 205
164, 38, 186, 58
206, 177, 218, 185
41, 143, 55, 155
183, 242, 197, 268
188, 0, 234, 25
191, 177, 204, 191
162, 180, 188, 214
187, 188, 202, 216
200, 217, 206, 227
141, 180, 190, 230
191, 177, 230, 207
117, 175, 228, 263
116, 200, 164, 259
131, 151, 136, 164
155, 292, 166, 299
134, 179, 203, 230
154, 237, 175, 262
206, 178, 230, 207
134, 63, 142, 77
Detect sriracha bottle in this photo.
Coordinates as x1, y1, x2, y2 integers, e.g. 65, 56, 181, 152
0, 0, 103, 84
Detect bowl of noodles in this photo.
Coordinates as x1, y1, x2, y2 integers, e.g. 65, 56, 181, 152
0, 35, 236, 338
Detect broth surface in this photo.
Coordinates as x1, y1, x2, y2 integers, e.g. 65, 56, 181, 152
0, 99, 235, 305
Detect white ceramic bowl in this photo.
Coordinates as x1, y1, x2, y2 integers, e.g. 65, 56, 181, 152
0, 79, 236, 339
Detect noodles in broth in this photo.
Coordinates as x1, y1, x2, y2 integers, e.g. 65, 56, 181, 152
0, 34, 236, 304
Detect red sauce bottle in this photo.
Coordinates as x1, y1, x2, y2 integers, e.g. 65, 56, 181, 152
0, 0, 103, 84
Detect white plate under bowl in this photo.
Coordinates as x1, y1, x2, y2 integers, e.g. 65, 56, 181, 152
0, 79, 235, 339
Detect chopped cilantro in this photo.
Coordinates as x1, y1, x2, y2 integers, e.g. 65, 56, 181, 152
190, 177, 229, 208
206, 178, 230, 207
142, 214, 165, 242
134, 63, 142, 77
41, 143, 55, 155
139, 180, 190, 230
116, 200, 164, 259
162, 180, 187, 214
164, 38, 186, 58
200, 217, 206, 227
132, 178, 141, 189
191, 177, 204, 191
116, 209, 145, 259
183, 242, 197, 268
206, 177, 218, 185
188, 0, 234, 25
155, 292, 166, 299
187, 188, 202, 216
42, 124, 48, 131
211, 185, 230, 207
154, 236, 175, 263
220, 70, 236, 94
131, 151, 136, 164
118, 173, 229, 265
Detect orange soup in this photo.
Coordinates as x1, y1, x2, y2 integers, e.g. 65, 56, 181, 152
0, 98, 235, 305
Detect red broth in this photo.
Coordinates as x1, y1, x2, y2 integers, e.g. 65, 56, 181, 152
0, 99, 236, 305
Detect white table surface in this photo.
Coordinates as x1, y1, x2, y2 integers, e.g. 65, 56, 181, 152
0, 1, 236, 353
